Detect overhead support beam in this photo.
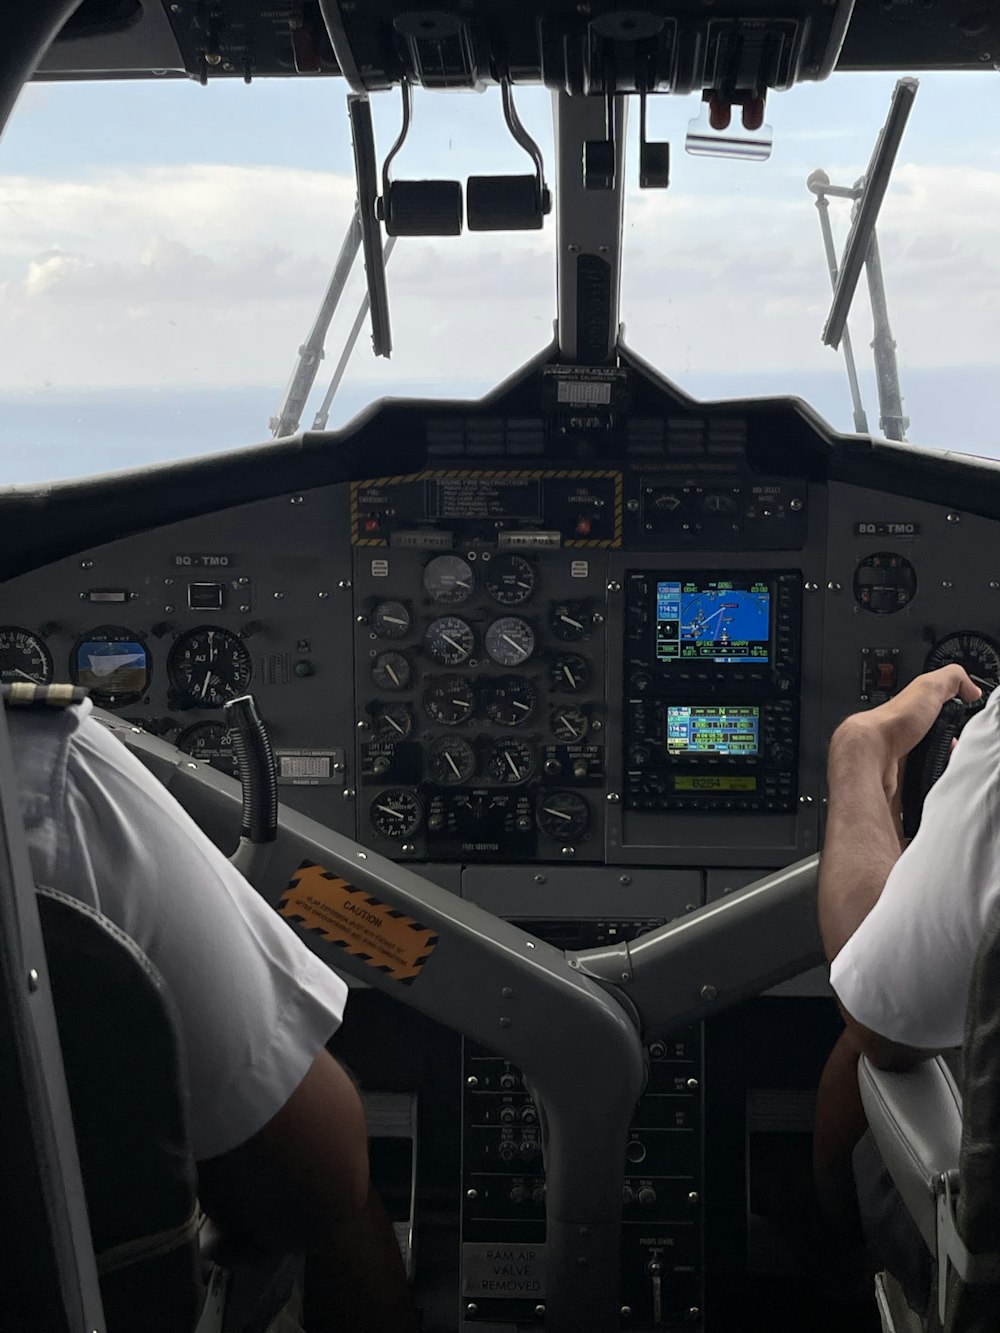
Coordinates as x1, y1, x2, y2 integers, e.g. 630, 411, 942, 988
553, 92, 628, 366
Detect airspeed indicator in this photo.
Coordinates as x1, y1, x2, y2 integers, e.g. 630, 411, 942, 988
0, 627, 52, 686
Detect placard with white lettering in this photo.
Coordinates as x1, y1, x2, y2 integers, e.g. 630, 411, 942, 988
462, 1243, 546, 1298
170, 553, 235, 568
853, 522, 920, 537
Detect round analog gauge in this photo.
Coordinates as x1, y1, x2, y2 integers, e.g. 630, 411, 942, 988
425, 615, 475, 666
373, 703, 414, 741
426, 737, 477, 785
423, 675, 476, 726
853, 552, 917, 614
488, 740, 536, 785
423, 554, 474, 605
73, 625, 150, 707
372, 600, 412, 639
550, 654, 591, 693
168, 626, 250, 708
550, 601, 591, 641
550, 704, 589, 743
924, 632, 1000, 695
369, 789, 423, 840
485, 554, 536, 607
372, 651, 411, 692
0, 626, 53, 686
176, 721, 238, 778
485, 617, 535, 667
487, 676, 537, 727
537, 791, 590, 840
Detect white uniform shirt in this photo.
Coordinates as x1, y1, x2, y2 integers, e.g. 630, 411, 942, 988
10, 698, 348, 1161
831, 684, 1000, 1050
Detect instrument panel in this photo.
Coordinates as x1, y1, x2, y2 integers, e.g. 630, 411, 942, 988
3, 446, 1000, 877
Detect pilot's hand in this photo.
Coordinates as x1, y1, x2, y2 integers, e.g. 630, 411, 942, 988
833, 665, 981, 804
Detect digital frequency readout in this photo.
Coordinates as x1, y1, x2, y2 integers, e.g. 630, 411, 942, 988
655, 579, 770, 664
666, 706, 760, 757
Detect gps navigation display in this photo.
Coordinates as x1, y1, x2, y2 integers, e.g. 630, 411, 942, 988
655, 578, 771, 665
666, 706, 761, 756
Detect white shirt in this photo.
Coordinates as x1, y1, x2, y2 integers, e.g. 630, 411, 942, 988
10, 698, 348, 1160
831, 684, 1000, 1050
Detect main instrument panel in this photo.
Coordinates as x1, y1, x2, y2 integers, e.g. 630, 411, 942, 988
3, 444, 999, 873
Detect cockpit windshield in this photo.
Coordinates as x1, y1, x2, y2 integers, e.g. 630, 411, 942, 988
2, 70, 998, 482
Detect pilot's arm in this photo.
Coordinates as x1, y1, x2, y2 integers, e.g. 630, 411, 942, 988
813, 665, 989, 1249
819, 663, 986, 1066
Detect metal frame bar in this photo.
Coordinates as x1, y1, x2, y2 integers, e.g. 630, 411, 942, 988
553, 91, 628, 364
108, 718, 646, 1333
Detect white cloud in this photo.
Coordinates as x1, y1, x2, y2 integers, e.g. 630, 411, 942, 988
0, 158, 999, 394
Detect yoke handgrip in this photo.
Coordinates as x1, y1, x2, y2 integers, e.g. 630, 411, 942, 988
900, 696, 978, 840
223, 694, 278, 844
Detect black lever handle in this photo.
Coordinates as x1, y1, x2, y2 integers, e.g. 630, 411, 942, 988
223, 694, 278, 844
900, 696, 980, 840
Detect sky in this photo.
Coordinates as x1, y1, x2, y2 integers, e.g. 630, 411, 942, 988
2, 64, 1000, 482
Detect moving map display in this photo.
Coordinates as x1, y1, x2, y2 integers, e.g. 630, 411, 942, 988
655, 578, 771, 664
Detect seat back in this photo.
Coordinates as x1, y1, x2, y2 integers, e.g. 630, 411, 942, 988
943, 896, 1000, 1331
37, 886, 202, 1333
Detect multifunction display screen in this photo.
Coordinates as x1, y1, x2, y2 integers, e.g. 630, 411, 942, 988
666, 706, 761, 757
655, 578, 771, 665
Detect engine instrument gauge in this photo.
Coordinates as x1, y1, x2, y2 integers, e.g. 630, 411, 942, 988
924, 632, 1000, 694
425, 616, 475, 666
550, 601, 591, 641
372, 651, 411, 691
176, 721, 238, 777
0, 626, 52, 686
372, 600, 412, 639
484, 555, 536, 606
423, 675, 476, 726
423, 554, 474, 604
488, 740, 536, 784
370, 789, 423, 840
485, 617, 535, 667
427, 737, 477, 785
550, 705, 589, 743
550, 654, 590, 693
486, 676, 537, 727
74, 625, 151, 707
373, 703, 414, 741
536, 791, 590, 840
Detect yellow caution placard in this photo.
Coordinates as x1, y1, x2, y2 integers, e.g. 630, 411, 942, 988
278, 862, 438, 985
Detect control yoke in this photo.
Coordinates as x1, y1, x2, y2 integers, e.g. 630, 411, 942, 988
106, 713, 822, 1333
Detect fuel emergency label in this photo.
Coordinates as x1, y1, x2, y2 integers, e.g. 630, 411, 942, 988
277, 861, 438, 984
